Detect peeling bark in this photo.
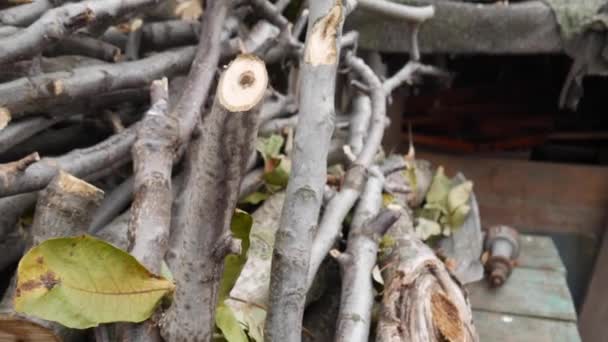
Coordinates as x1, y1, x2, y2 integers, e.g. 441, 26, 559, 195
161, 54, 267, 341
375, 205, 478, 342
372, 162, 477, 342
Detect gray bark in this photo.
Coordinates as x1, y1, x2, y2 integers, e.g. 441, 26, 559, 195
335, 168, 386, 342
0, 0, 162, 64
347, 94, 372, 156
118, 79, 175, 342
265, 2, 345, 341
161, 54, 267, 342
307, 52, 387, 290
0, 116, 62, 154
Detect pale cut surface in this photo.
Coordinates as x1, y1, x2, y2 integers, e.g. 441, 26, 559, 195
218, 54, 268, 112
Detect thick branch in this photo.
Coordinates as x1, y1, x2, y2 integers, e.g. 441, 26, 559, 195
47, 35, 122, 62
30, 171, 104, 245
0, 0, 161, 64
0, 0, 67, 26
307, 51, 386, 289
172, 0, 229, 146
265, 1, 345, 341
120, 78, 176, 342
0, 45, 196, 118
161, 54, 267, 341
375, 205, 478, 342
127, 78, 175, 272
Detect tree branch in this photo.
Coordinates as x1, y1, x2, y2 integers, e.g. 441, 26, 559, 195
0, 45, 196, 119
335, 171, 396, 342
118, 78, 175, 342
0, 0, 68, 26
0, 124, 136, 196
355, 0, 434, 23
265, 1, 346, 341
172, 0, 230, 146
161, 54, 267, 341
0, 0, 161, 64
307, 51, 386, 290
0, 116, 62, 154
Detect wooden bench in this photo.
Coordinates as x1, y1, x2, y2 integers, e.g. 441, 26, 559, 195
466, 235, 580, 341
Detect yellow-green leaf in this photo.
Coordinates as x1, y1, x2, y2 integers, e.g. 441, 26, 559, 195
218, 210, 254, 301
240, 191, 270, 205
256, 135, 284, 163
216, 210, 254, 342
263, 156, 291, 188
216, 304, 249, 342
14, 236, 174, 329
415, 217, 442, 241
425, 166, 450, 208
447, 181, 473, 213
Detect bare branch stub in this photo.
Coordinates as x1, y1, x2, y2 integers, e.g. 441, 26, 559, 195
161, 54, 267, 342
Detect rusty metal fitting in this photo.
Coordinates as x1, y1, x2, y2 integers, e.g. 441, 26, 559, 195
484, 225, 520, 287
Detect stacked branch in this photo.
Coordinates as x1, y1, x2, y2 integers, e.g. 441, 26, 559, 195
0, 0, 480, 341
161, 54, 268, 341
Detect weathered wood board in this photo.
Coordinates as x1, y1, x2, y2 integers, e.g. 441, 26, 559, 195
517, 235, 566, 274
467, 234, 580, 341
473, 311, 581, 342
468, 267, 576, 321
579, 229, 608, 342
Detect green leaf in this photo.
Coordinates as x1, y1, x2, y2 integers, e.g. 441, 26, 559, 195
449, 204, 471, 232
240, 191, 269, 205
414, 217, 442, 241
14, 236, 174, 329
230, 303, 266, 342
256, 135, 284, 163
216, 304, 249, 342
263, 156, 290, 188
216, 210, 254, 342
425, 166, 451, 207
447, 181, 473, 213
218, 210, 254, 301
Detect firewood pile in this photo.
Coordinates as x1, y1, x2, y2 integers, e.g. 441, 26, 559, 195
0, 1, 489, 341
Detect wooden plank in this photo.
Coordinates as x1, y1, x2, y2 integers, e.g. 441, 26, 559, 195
579, 229, 608, 342
467, 268, 577, 322
417, 152, 608, 237
517, 235, 566, 274
473, 310, 581, 342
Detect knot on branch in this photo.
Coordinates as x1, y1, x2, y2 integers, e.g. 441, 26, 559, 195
212, 235, 242, 261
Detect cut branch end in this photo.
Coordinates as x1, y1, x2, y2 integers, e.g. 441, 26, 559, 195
218, 54, 268, 112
